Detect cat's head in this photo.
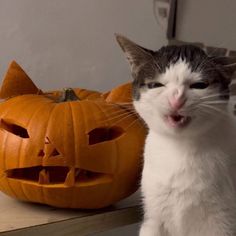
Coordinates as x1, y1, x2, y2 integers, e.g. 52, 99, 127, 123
116, 34, 236, 137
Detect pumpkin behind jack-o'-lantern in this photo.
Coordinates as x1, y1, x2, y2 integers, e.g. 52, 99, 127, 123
0, 61, 146, 208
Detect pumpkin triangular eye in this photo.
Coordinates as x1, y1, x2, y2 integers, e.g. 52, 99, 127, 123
49, 149, 60, 157
0, 61, 41, 99
0, 119, 29, 138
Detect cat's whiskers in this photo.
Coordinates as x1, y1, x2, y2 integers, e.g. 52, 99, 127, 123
100, 106, 137, 116
203, 100, 229, 104
199, 103, 228, 117
99, 106, 135, 114
94, 101, 134, 109
101, 111, 133, 119
183, 106, 199, 113
195, 108, 210, 118
85, 109, 143, 136
123, 117, 143, 131
98, 109, 135, 116
197, 105, 220, 119
95, 100, 133, 105
109, 112, 141, 127
198, 106, 229, 122
200, 93, 229, 100
95, 104, 136, 115
99, 110, 139, 124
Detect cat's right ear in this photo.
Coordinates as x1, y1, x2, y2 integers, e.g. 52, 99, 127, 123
115, 34, 154, 75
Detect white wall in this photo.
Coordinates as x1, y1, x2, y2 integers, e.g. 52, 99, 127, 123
176, 0, 236, 50
0, 0, 167, 92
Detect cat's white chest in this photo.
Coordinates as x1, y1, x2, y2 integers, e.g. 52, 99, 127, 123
143, 131, 210, 187
141, 130, 235, 236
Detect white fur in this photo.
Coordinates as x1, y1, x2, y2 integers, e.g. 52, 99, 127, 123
135, 61, 236, 236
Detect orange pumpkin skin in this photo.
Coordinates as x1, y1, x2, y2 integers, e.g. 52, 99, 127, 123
0, 62, 146, 209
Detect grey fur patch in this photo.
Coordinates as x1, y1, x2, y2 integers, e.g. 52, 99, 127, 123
116, 34, 236, 101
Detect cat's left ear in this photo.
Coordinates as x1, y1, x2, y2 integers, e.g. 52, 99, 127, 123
214, 57, 236, 79
115, 34, 154, 75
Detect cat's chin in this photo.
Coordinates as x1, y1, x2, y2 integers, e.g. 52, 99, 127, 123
165, 113, 191, 128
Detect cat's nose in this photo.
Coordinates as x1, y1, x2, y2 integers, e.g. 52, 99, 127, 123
169, 97, 186, 110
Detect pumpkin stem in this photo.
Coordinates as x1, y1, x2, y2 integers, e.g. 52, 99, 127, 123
59, 88, 80, 102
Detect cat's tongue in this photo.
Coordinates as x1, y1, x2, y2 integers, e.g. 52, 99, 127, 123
167, 114, 190, 128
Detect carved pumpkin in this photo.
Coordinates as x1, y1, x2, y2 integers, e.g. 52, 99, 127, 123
0, 61, 146, 208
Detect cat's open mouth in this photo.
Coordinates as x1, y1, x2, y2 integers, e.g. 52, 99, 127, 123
166, 113, 191, 128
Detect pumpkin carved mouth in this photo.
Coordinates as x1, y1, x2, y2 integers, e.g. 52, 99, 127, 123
5, 166, 113, 186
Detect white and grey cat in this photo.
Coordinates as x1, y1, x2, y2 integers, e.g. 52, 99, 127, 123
116, 34, 236, 236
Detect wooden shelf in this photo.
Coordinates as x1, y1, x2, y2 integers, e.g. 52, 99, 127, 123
0, 191, 142, 236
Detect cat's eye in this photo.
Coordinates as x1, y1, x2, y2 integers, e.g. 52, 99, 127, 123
190, 82, 209, 89
147, 82, 164, 89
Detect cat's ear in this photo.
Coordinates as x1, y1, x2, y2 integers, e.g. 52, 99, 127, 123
216, 57, 236, 96
115, 34, 154, 75
214, 57, 236, 78
0, 61, 41, 99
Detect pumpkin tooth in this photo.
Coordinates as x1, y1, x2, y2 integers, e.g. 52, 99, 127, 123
38, 169, 50, 184
75, 169, 80, 177
64, 168, 76, 186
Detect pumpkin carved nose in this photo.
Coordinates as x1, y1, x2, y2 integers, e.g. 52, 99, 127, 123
37, 137, 61, 158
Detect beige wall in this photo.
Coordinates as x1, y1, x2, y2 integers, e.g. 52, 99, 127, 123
0, 0, 167, 92
176, 0, 236, 50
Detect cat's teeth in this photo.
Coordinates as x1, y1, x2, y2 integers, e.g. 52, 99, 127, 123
38, 169, 50, 184
180, 116, 187, 123
167, 114, 190, 127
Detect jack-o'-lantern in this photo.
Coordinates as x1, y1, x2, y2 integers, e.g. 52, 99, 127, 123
0, 61, 146, 208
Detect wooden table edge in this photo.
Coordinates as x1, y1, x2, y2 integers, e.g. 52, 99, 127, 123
0, 205, 143, 236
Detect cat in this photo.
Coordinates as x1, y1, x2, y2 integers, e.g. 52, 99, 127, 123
116, 34, 236, 236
